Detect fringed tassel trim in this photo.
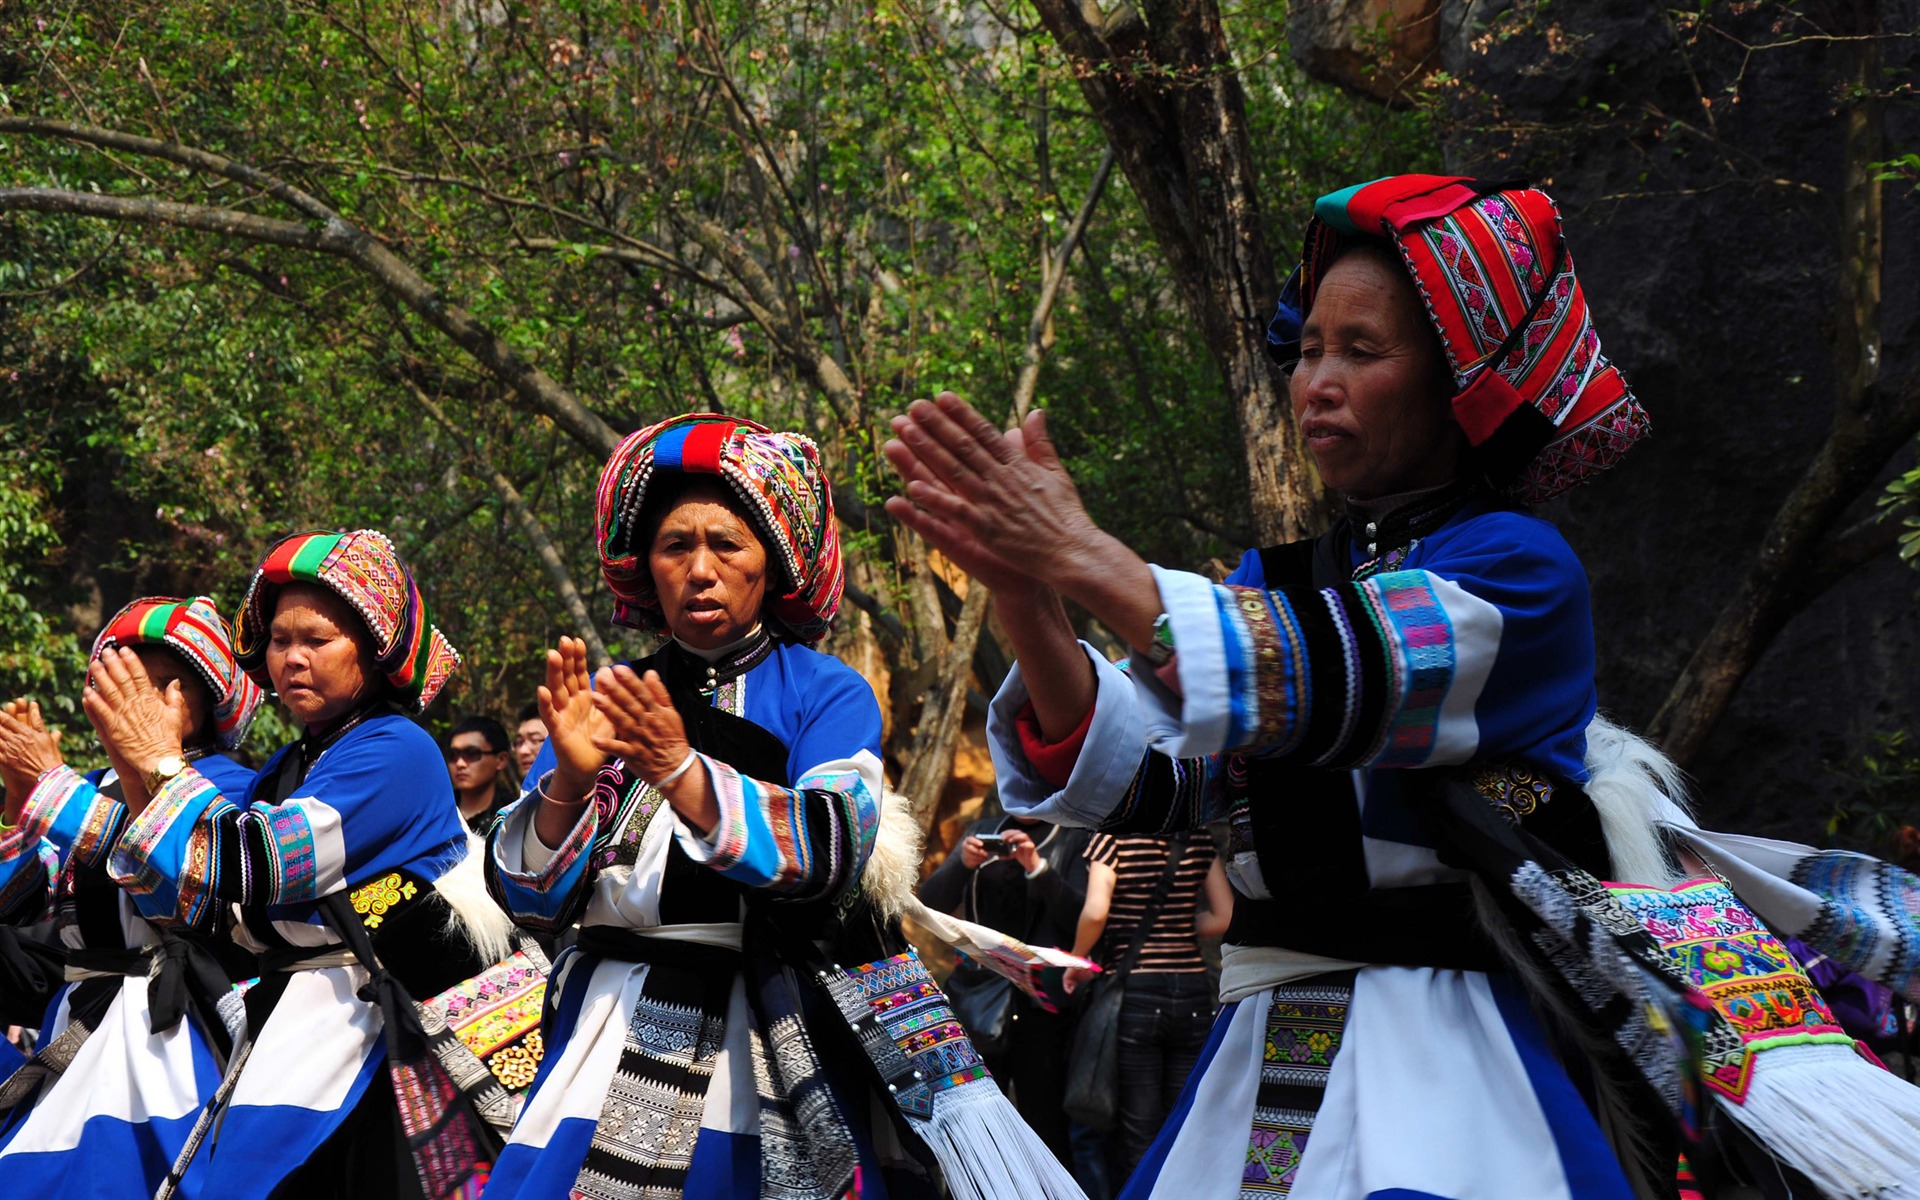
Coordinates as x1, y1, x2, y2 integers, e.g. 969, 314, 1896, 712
1715, 1040, 1920, 1199
910, 1075, 1087, 1200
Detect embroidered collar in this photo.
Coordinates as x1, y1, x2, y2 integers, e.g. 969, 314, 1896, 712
1345, 478, 1482, 579
666, 625, 774, 696
298, 701, 387, 768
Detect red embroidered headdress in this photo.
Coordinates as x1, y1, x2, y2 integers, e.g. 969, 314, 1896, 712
232, 529, 462, 713
92, 596, 264, 751
1280, 175, 1650, 503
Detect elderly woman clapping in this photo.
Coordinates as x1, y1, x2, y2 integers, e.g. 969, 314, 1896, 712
0, 598, 262, 1197
486, 413, 1082, 1200
886, 177, 1676, 1198
77, 532, 507, 1199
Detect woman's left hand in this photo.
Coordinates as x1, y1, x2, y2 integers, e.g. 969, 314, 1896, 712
592, 666, 719, 834
81, 647, 187, 777
591, 666, 692, 783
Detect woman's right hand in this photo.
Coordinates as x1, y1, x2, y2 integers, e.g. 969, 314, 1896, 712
537, 636, 611, 806
883, 396, 1104, 594
0, 700, 62, 821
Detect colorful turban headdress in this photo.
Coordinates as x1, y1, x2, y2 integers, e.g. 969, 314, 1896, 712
233, 529, 462, 713
595, 413, 844, 643
1267, 174, 1650, 504
92, 596, 264, 752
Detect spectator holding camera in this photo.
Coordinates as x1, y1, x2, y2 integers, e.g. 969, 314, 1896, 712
918, 798, 1091, 1166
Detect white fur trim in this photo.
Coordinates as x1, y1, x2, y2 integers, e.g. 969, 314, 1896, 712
432, 832, 515, 965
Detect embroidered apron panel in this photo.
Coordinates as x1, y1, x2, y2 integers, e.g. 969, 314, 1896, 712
1243, 971, 1355, 1198
1607, 877, 1858, 1100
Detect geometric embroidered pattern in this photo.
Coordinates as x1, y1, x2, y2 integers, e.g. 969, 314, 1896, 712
1792, 851, 1920, 1002
1609, 877, 1860, 1102
847, 953, 991, 1099
1243, 974, 1354, 1198
1207, 569, 1457, 768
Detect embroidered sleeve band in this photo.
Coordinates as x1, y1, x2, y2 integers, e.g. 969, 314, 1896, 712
1141, 566, 1502, 767
107, 766, 346, 931
0, 764, 90, 866
676, 751, 880, 901
485, 786, 599, 934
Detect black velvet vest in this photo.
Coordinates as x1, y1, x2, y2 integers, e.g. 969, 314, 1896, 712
1220, 527, 1610, 969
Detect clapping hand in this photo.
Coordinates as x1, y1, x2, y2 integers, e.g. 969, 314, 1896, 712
82, 648, 187, 779
883, 394, 1102, 596
0, 700, 63, 821
590, 666, 718, 834
537, 636, 613, 805
589, 666, 692, 787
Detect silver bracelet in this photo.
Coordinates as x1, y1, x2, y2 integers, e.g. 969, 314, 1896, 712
656, 749, 699, 789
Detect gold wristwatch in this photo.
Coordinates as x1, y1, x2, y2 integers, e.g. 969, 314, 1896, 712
143, 754, 187, 793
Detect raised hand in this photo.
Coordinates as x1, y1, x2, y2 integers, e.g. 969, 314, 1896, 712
0, 700, 64, 821
883, 394, 1104, 594
82, 648, 187, 779
590, 666, 692, 784
536, 636, 612, 803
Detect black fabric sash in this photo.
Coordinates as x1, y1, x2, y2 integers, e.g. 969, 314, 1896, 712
66, 936, 239, 1057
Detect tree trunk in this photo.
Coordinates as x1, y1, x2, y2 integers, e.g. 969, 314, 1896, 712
1026, 0, 1332, 544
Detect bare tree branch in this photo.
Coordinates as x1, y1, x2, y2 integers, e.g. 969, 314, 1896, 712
405, 383, 613, 669
0, 120, 623, 460
1013, 146, 1116, 421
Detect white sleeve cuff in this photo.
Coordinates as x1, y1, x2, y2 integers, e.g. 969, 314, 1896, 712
1130, 565, 1233, 758
986, 641, 1148, 829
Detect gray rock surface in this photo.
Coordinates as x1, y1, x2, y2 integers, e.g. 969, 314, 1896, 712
1300, 0, 1920, 838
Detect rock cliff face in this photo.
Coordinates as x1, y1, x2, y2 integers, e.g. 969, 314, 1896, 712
1295, 0, 1920, 838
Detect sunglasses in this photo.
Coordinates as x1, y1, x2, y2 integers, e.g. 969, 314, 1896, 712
445, 746, 499, 763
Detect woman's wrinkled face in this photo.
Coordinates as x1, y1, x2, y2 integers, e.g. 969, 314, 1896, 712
648, 481, 769, 651
266, 583, 377, 728
131, 646, 215, 749
1290, 245, 1466, 500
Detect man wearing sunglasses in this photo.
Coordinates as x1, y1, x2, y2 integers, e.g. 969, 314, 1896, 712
445, 714, 513, 834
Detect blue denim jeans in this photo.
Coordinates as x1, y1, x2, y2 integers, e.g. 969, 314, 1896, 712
1114, 971, 1215, 1175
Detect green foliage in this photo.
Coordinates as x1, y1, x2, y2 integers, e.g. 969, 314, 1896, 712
0, 0, 1433, 753
1828, 730, 1920, 854
1881, 460, 1920, 566
0, 439, 86, 725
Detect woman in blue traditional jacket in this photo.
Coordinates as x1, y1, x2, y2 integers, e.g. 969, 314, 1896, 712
80, 529, 507, 1200
885, 177, 1680, 1199
0, 596, 262, 1199
486, 414, 1082, 1200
